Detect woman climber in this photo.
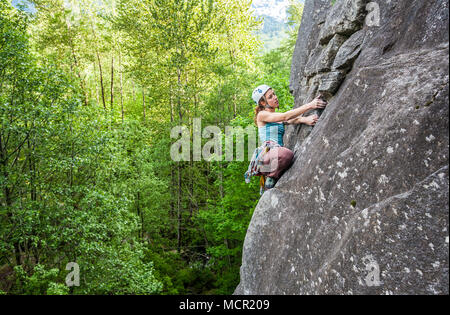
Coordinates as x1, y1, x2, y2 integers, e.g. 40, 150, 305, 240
244, 84, 328, 194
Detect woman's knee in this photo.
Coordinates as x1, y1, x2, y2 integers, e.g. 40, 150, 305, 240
278, 147, 294, 166
262, 147, 294, 176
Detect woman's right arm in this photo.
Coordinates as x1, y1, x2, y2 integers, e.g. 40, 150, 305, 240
258, 103, 311, 123
258, 95, 327, 123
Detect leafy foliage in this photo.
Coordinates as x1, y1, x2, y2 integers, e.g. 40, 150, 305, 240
1, 0, 302, 294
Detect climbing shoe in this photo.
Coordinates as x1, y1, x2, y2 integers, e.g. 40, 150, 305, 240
264, 177, 276, 189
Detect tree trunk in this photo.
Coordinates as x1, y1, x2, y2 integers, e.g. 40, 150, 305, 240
176, 68, 183, 253
177, 164, 181, 252
137, 192, 141, 239
168, 91, 175, 221
93, 61, 100, 105
219, 162, 224, 199
110, 54, 114, 111
96, 50, 106, 110
189, 159, 193, 219
228, 31, 237, 118
119, 50, 124, 122
170, 92, 174, 123
89, 17, 106, 110
0, 135, 18, 266
26, 123, 36, 202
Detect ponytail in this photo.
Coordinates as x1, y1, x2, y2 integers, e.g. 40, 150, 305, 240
254, 104, 265, 125
254, 95, 268, 125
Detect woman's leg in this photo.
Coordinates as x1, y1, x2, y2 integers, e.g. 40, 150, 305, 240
262, 147, 294, 179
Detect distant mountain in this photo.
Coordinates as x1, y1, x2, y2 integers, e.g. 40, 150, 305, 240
251, 0, 291, 51
251, 0, 289, 22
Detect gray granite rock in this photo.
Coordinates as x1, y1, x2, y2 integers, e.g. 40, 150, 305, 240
305, 75, 321, 102
332, 29, 366, 71
318, 71, 345, 98
317, 34, 348, 73
304, 34, 347, 78
236, 0, 449, 295
290, 0, 330, 99
319, 0, 369, 44
304, 46, 325, 78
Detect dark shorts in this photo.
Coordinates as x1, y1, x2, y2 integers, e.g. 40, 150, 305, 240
261, 147, 294, 179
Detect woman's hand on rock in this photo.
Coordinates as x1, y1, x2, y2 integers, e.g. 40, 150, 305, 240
309, 95, 328, 109
303, 114, 319, 126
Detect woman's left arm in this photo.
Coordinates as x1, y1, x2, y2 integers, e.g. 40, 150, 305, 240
284, 96, 328, 126
285, 114, 319, 126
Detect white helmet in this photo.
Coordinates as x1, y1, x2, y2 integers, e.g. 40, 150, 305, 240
252, 84, 271, 105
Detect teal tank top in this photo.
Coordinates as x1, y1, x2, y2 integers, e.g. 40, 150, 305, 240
258, 122, 285, 146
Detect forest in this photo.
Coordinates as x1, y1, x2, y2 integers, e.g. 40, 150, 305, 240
0, 0, 303, 294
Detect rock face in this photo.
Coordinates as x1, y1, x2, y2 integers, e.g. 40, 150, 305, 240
235, 0, 449, 295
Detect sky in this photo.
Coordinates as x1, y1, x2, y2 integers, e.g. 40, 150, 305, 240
11, 0, 35, 12
12, 0, 305, 18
